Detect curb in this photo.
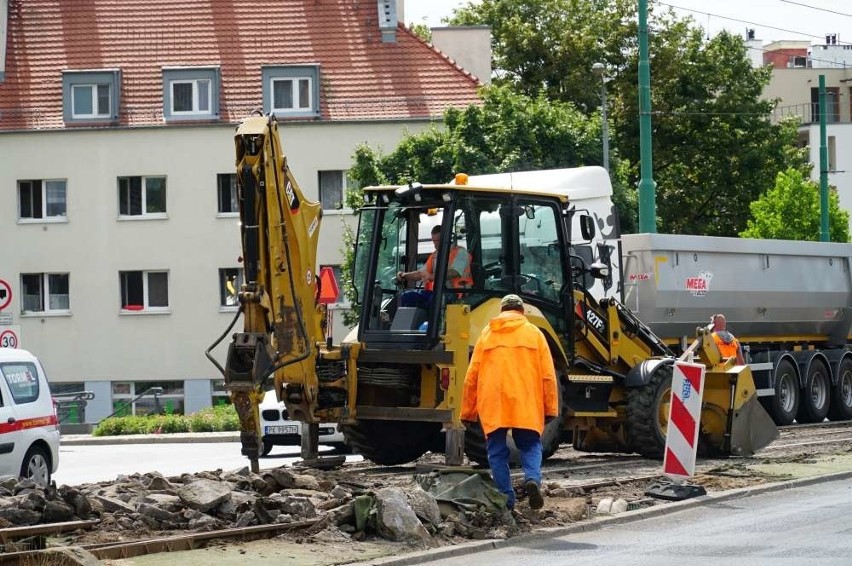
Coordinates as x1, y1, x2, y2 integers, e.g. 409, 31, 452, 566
360, 469, 852, 566
60, 433, 240, 446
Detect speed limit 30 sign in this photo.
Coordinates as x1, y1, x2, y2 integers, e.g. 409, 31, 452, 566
0, 326, 20, 349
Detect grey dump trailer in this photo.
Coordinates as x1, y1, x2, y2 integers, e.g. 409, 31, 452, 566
619, 233, 852, 425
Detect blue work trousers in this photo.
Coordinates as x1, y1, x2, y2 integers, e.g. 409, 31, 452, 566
485, 427, 542, 509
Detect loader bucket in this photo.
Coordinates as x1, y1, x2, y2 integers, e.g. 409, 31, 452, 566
705, 365, 779, 456
729, 393, 779, 456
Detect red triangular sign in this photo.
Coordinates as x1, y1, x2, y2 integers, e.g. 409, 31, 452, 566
318, 267, 340, 304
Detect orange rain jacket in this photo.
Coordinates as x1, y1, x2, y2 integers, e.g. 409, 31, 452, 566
461, 311, 558, 435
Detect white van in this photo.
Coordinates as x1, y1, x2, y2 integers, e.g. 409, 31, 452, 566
0, 348, 60, 485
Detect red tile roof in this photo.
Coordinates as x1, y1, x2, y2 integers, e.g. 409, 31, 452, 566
0, 0, 482, 130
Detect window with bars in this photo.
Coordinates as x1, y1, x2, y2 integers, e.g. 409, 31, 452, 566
118, 176, 167, 217
18, 179, 67, 220
21, 273, 70, 314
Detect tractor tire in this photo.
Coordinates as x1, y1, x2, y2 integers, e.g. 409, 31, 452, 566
626, 362, 672, 459
340, 419, 440, 465
827, 358, 852, 421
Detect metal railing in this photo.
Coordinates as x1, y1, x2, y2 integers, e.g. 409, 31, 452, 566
100, 386, 164, 421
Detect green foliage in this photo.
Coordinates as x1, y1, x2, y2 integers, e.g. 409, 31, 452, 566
92, 404, 240, 436
408, 23, 431, 43
450, 1, 807, 236
741, 168, 850, 242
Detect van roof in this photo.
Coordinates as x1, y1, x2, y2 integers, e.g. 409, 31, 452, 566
0, 348, 37, 363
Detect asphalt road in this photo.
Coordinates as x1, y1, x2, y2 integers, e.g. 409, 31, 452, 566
53, 442, 361, 485
425, 479, 852, 566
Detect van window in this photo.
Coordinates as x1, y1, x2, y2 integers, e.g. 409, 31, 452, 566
0, 362, 41, 404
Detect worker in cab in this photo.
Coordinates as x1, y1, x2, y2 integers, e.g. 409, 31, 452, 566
396, 224, 472, 307
711, 313, 745, 365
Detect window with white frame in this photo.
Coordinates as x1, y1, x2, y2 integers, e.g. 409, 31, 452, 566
262, 66, 320, 118
219, 267, 244, 308
217, 174, 238, 214
21, 273, 70, 314
62, 70, 120, 123
118, 176, 167, 217
171, 79, 211, 114
318, 170, 348, 210
18, 179, 67, 220
119, 271, 169, 311
71, 83, 111, 118
162, 67, 219, 121
272, 77, 312, 112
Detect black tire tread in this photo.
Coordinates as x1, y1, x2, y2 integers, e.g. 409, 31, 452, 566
626, 363, 672, 459
340, 419, 439, 465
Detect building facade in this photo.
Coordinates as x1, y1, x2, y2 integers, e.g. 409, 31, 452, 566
0, 0, 482, 428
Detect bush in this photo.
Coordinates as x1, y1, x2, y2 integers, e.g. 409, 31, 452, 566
92, 404, 239, 436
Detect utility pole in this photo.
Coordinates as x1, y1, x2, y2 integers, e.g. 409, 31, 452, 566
818, 75, 830, 242
592, 62, 610, 172
638, 0, 657, 233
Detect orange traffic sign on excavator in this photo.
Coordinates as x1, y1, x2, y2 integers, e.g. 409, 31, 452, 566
318, 267, 339, 304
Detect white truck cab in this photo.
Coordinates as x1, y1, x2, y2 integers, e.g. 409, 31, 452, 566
0, 348, 60, 485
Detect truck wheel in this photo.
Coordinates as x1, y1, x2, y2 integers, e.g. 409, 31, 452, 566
763, 359, 800, 425
340, 419, 440, 465
20, 445, 51, 486
626, 363, 672, 459
827, 358, 852, 421
796, 359, 830, 423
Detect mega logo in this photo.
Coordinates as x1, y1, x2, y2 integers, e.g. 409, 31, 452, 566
586, 307, 607, 336
285, 180, 300, 213
686, 271, 713, 297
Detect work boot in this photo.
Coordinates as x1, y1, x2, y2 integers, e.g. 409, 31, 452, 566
524, 480, 543, 510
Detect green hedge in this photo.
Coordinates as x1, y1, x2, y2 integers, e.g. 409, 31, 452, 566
92, 405, 240, 436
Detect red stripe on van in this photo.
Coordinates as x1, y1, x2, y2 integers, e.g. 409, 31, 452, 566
0, 414, 58, 434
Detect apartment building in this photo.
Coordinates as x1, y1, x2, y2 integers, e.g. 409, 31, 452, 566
0, 0, 484, 427
757, 33, 852, 226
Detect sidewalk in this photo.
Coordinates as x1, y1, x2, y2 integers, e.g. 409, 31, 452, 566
60, 431, 241, 446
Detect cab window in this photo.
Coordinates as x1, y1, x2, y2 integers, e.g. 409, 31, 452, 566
0, 362, 40, 404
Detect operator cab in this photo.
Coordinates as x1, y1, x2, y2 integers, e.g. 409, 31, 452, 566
352, 178, 594, 348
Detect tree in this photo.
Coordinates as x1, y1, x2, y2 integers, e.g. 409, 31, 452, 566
450, 1, 807, 236
741, 168, 849, 243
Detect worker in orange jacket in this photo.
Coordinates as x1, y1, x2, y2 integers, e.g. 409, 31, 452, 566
711, 313, 745, 365
461, 294, 558, 510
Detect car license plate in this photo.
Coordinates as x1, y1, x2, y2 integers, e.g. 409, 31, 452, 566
265, 425, 298, 435
319, 427, 334, 435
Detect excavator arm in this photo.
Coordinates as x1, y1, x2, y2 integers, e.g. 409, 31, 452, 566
222, 114, 324, 471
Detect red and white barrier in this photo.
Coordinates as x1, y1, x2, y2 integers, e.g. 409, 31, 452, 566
663, 361, 706, 479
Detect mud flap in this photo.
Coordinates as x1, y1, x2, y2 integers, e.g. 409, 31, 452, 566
728, 394, 779, 456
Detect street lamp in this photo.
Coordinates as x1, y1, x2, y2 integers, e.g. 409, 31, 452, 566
592, 62, 610, 173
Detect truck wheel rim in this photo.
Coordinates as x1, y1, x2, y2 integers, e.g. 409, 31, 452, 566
841, 372, 852, 407
779, 374, 795, 413
810, 370, 828, 408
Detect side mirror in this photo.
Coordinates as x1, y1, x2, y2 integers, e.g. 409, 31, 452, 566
580, 215, 596, 241
590, 261, 610, 280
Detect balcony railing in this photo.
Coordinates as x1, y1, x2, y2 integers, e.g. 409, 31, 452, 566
773, 103, 846, 125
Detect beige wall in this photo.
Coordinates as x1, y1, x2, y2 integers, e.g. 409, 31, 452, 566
0, 119, 435, 383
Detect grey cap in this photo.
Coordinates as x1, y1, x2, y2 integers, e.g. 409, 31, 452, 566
500, 294, 524, 310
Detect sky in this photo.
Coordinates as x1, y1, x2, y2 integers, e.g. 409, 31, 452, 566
402, 0, 851, 45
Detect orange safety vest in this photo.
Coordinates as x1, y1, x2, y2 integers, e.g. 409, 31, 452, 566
424, 246, 473, 291
712, 332, 741, 360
